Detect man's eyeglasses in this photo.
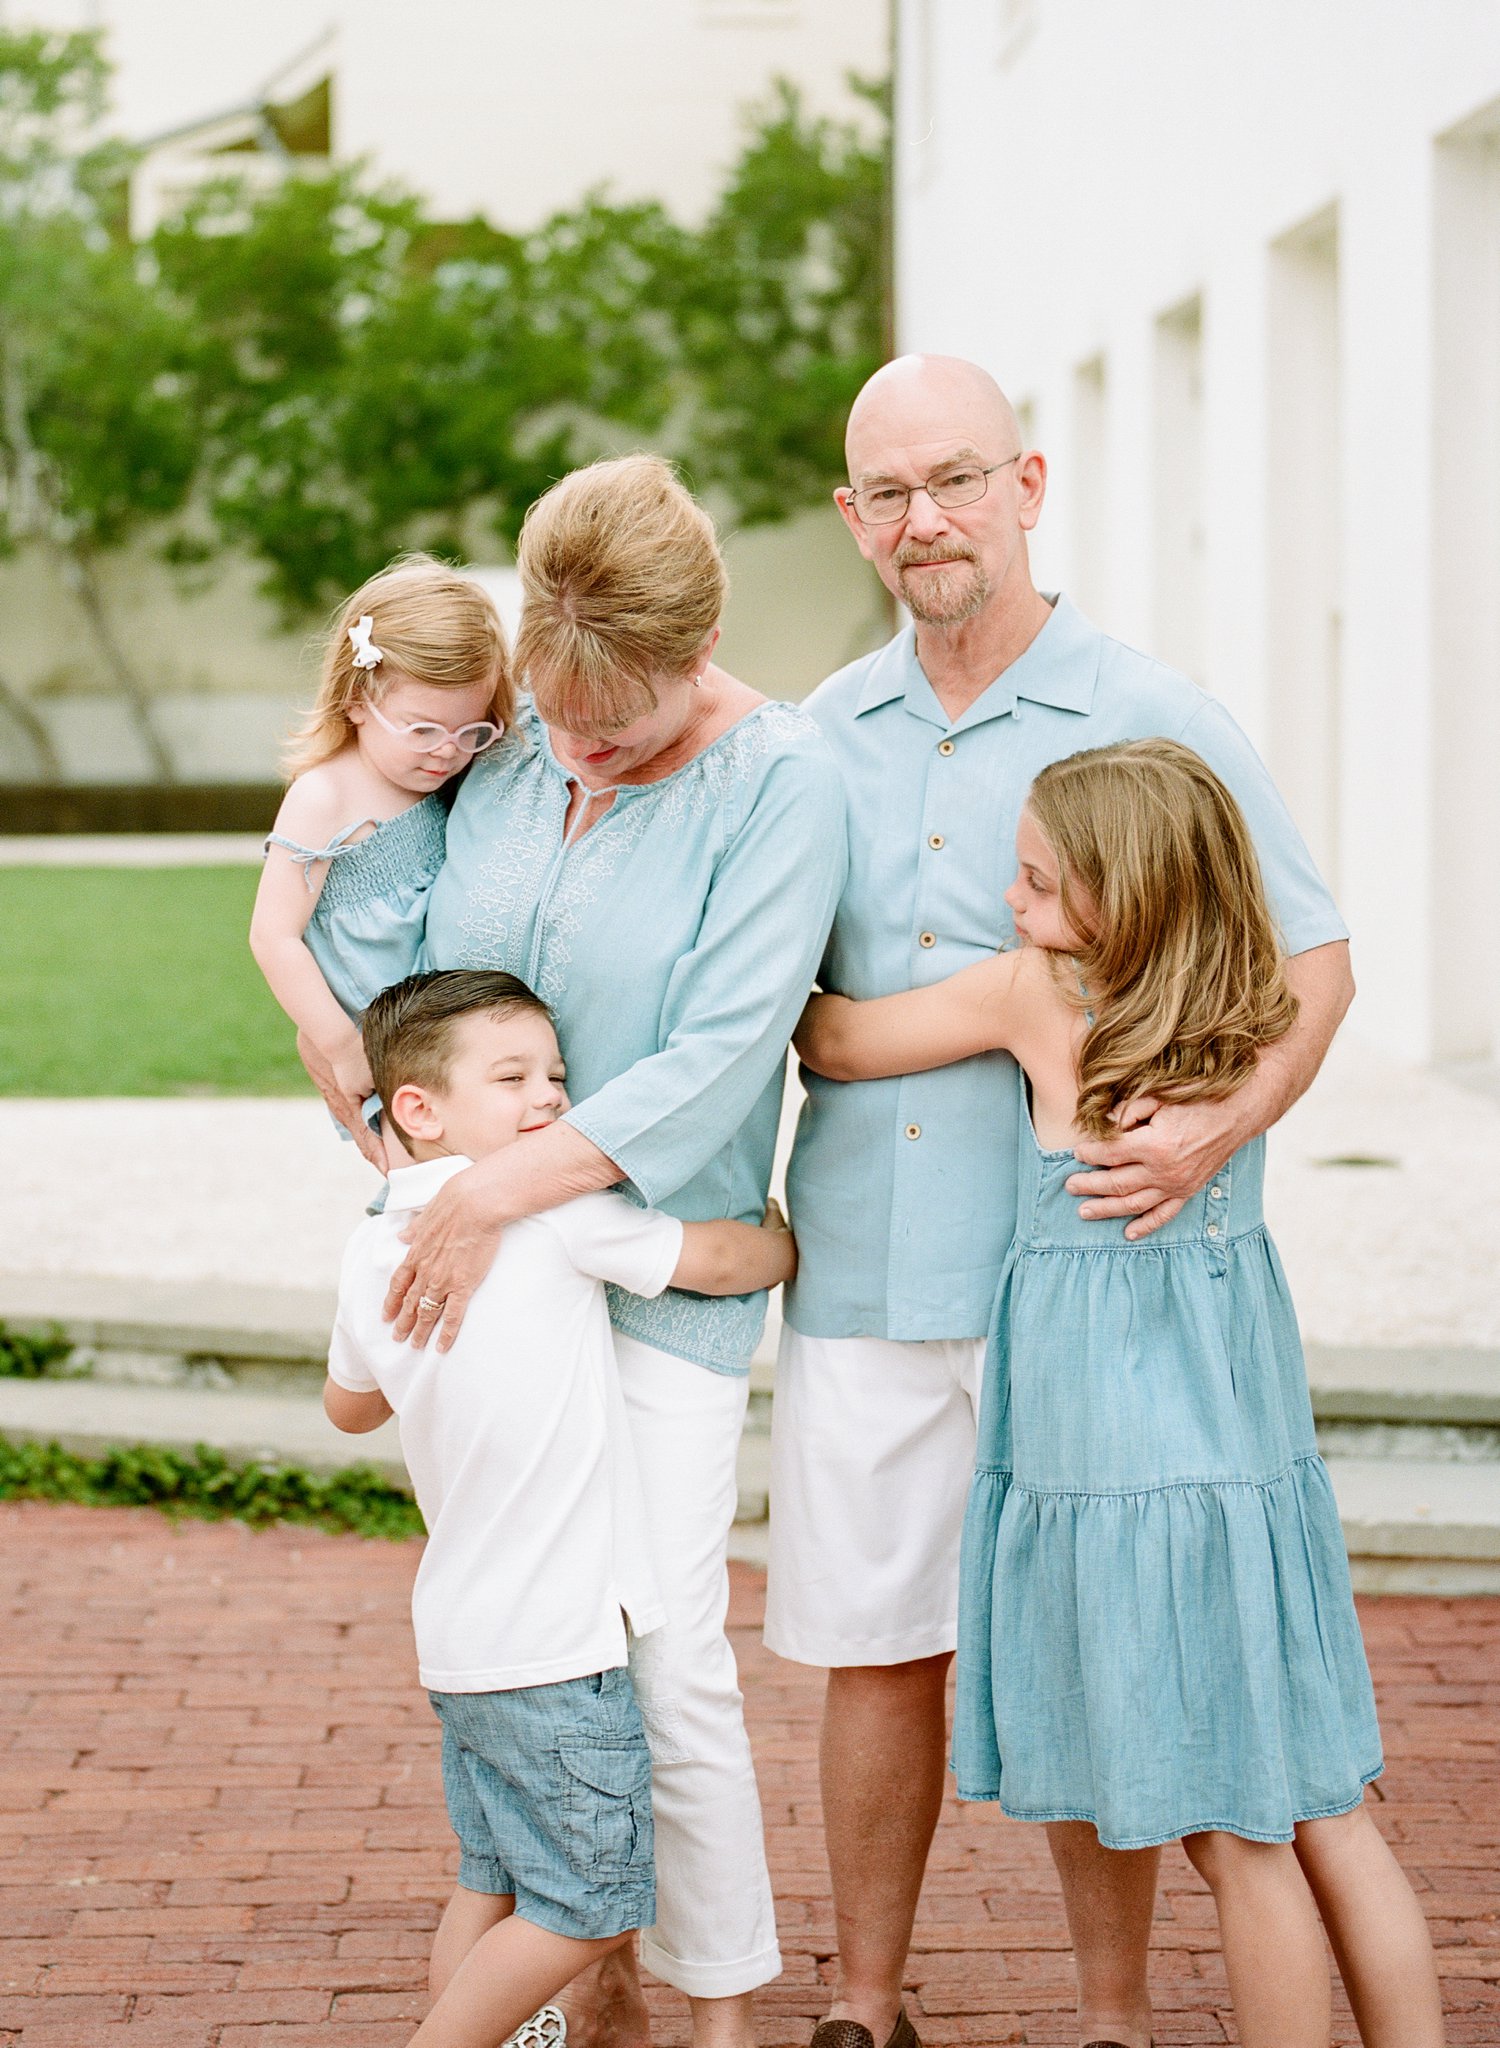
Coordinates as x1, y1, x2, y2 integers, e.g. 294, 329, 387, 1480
844, 454, 1023, 527
364, 698, 505, 756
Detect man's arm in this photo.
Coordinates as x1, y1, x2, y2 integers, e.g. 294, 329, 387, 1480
1066, 940, 1354, 1240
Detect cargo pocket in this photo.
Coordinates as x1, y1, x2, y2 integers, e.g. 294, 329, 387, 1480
558, 1739, 653, 1881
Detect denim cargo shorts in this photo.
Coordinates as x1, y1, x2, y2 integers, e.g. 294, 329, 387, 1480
428, 1666, 655, 1940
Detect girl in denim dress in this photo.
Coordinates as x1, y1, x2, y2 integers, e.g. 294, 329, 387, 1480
796, 739, 1444, 2048
251, 555, 511, 1139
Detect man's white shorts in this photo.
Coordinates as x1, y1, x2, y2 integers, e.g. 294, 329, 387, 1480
763, 1327, 984, 1668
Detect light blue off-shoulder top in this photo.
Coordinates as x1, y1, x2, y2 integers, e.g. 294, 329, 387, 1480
265, 795, 446, 1020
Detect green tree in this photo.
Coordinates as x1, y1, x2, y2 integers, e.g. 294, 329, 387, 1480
156, 177, 690, 612
0, 25, 198, 778
156, 77, 887, 616
678, 77, 889, 522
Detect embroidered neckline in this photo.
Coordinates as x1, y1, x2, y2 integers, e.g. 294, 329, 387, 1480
527, 697, 785, 798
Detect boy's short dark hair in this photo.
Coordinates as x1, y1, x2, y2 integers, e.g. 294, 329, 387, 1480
362, 971, 553, 1143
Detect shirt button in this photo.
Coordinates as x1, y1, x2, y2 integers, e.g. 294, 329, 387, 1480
918, 931, 936, 948
905, 1123, 922, 1140
928, 833, 945, 850
1207, 1223, 1220, 1238
1210, 1185, 1224, 1200
938, 739, 955, 756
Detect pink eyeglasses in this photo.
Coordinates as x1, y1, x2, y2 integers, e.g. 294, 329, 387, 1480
363, 698, 505, 756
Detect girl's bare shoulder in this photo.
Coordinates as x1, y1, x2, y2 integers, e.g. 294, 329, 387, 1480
1006, 944, 1084, 1040
272, 753, 366, 843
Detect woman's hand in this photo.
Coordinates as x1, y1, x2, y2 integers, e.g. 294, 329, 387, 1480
384, 1160, 512, 1351
297, 1029, 387, 1172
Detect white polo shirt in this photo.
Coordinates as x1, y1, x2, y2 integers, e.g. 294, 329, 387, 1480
327, 1156, 683, 1693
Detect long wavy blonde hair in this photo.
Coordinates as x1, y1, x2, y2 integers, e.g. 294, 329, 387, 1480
284, 554, 512, 778
1027, 738, 1299, 1137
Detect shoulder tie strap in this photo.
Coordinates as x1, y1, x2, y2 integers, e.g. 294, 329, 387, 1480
263, 818, 378, 891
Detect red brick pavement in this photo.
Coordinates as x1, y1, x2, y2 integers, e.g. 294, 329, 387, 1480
0, 1502, 1494, 2046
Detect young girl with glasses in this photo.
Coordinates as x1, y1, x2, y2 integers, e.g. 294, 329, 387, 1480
795, 738, 1444, 2048
251, 555, 512, 1127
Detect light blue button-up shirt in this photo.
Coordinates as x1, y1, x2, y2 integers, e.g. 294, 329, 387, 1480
784, 595, 1347, 1344
423, 698, 847, 1373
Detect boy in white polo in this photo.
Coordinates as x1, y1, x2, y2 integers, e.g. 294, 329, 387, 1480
323, 969, 796, 2048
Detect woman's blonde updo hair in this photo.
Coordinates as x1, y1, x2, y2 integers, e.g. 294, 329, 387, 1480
284, 553, 512, 777
515, 454, 727, 733
1027, 738, 1299, 1138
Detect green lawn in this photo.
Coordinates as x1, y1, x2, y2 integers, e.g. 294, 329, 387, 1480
0, 867, 311, 1095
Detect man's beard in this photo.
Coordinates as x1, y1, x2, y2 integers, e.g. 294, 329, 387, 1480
894, 543, 991, 625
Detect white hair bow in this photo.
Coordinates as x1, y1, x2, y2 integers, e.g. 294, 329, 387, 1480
348, 615, 384, 670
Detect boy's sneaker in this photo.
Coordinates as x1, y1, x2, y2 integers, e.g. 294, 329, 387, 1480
507, 2008, 567, 2048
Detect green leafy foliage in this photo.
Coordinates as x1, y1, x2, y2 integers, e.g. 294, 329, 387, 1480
0, 1323, 75, 1378
0, 27, 197, 775
0, 28, 198, 551
0, 1434, 425, 1539
2, 35, 889, 638
152, 79, 887, 612
683, 76, 889, 522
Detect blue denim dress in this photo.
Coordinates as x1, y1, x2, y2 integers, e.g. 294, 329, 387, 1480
952, 1072, 1383, 1849
266, 796, 446, 1020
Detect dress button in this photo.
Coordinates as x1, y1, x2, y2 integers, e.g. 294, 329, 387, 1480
1207, 1223, 1220, 1238
928, 834, 945, 850
938, 739, 955, 756
1210, 1185, 1223, 1200
905, 1123, 922, 1141
918, 931, 936, 948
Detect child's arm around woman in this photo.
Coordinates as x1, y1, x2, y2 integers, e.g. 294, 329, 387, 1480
796, 944, 1049, 1082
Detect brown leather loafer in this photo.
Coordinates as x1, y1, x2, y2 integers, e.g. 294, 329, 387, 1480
810, 2011, 920, 2048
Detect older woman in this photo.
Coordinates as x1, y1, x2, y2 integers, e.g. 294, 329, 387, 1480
395, 456, 846, 2043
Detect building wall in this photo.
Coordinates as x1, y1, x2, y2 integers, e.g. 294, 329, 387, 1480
894, 0, 1500, 1066
29, 0, 888, 227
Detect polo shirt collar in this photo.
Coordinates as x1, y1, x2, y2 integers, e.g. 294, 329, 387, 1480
384, 1154, 475, 1211
854, 592, 1101, 730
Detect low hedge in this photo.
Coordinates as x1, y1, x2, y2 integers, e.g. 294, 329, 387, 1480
0, 1435, 424, 1541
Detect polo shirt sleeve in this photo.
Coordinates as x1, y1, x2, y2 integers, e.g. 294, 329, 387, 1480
326, 1293, 381, 1395
325, 1237, 382, 1393
546, 1193, 685, 1298
561, 742, 849, 1206
1174, 698, 1349, 957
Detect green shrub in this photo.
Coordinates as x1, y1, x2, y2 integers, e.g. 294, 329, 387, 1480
0, 1435, 425, 1540
0, 1323, 75, 1378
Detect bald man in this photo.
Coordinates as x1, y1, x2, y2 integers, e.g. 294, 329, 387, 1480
767, 356, 1354, 2048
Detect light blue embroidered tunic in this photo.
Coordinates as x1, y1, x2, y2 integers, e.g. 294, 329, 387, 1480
422, 698, 848, 1373
952, 1071, 1383, 1847
784, 595, 1349, 1344
265, 796, 447, 1020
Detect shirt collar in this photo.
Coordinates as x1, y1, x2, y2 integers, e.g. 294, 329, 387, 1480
854, 592, 1101, 729
383, 1154, 475, 1211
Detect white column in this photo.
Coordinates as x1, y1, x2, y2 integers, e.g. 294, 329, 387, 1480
1430, 109, 1500, 1064
1337, 140, 1437, 1061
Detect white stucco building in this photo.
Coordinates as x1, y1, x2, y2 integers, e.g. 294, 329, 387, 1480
26, 0, 887, 231
894, 0, 1500, 1069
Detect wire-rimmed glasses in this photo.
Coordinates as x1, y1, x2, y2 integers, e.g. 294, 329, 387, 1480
844, 453, 1022, 527
363, 699, 505, 756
